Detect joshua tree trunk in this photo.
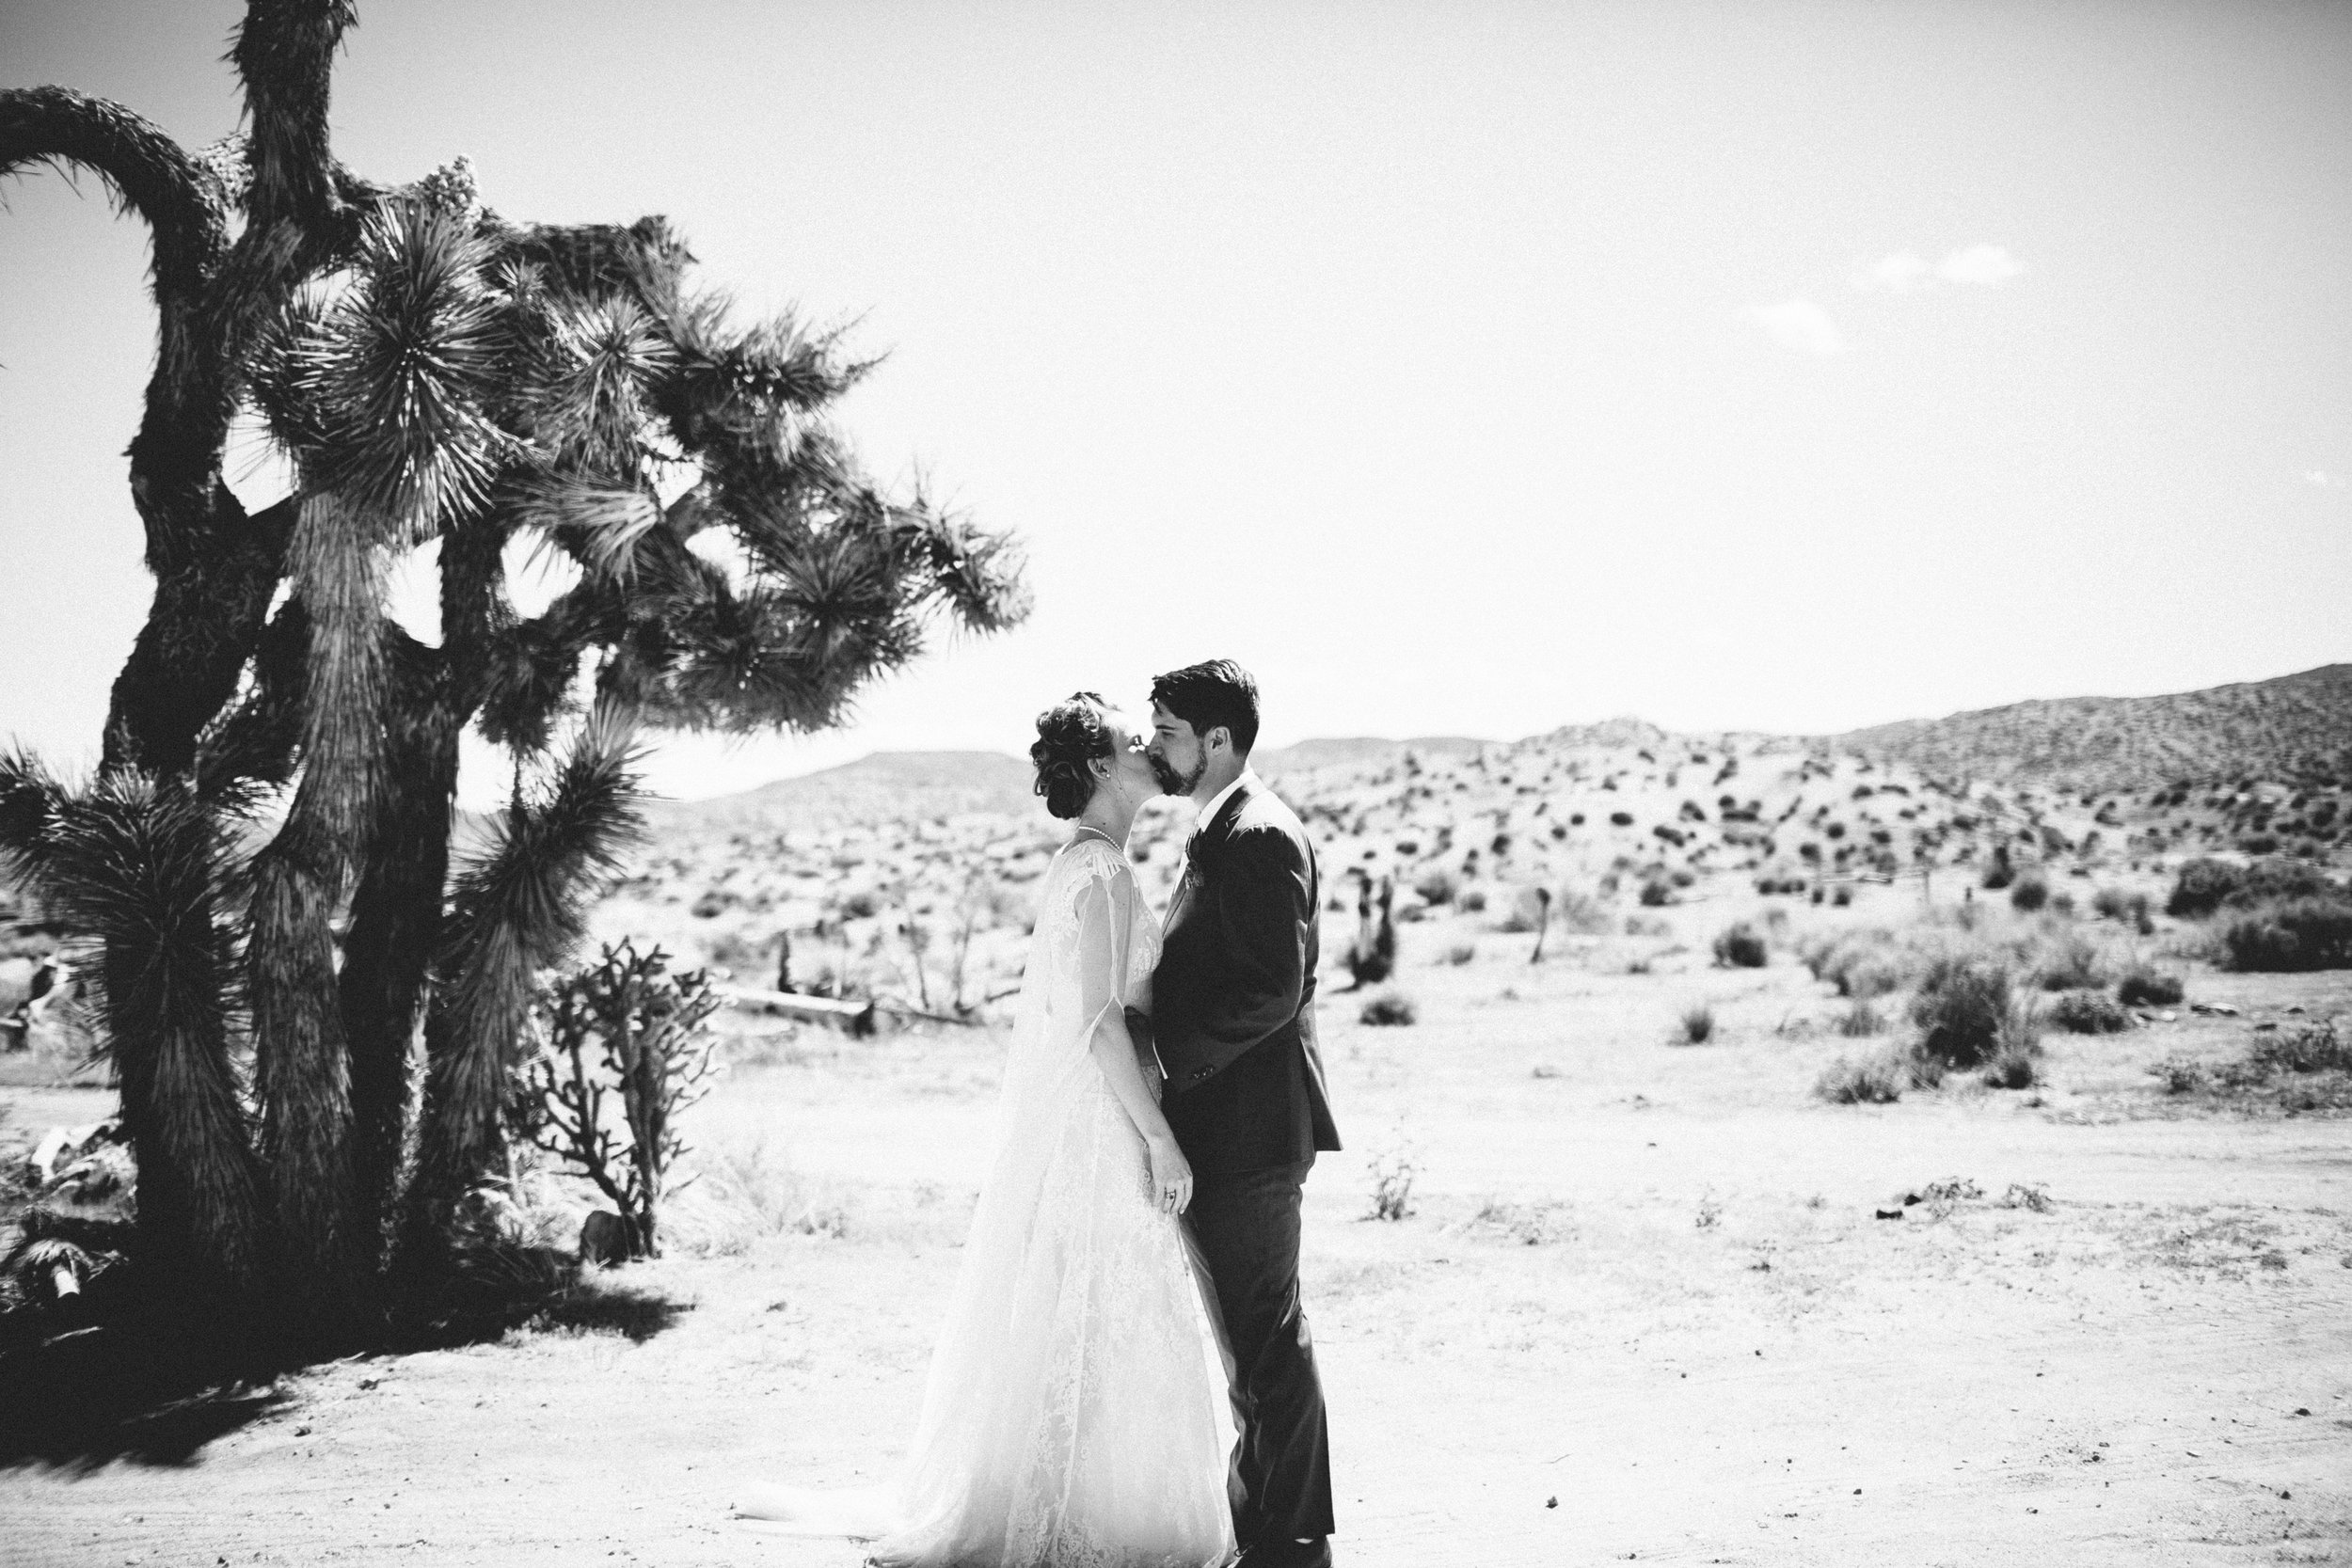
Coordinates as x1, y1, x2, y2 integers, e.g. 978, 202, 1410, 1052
4, 0, 1029, 1339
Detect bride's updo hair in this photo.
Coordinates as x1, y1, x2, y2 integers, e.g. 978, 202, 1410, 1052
1031, 691, 1115, 820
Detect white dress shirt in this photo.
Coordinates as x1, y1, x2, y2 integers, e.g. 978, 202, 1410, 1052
1189, 768, 1256, 852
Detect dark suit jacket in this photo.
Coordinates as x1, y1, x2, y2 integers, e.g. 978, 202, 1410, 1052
1152, 776, 1342, 1176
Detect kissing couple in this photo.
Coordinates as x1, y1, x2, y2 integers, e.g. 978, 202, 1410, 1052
741, 659, 1342, 1568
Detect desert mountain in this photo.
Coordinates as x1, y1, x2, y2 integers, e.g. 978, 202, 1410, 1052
1831, 663, 2352, 794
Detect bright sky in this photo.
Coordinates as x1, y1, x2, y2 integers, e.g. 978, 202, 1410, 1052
4, 1, 2346, 805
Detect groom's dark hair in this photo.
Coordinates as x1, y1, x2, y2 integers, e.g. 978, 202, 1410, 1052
1150, 659, 1260, 758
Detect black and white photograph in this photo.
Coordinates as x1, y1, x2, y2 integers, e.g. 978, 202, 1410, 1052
1, 3, 2347, 1564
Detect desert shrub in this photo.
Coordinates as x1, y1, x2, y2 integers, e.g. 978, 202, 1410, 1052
2217, 896, 2352, 972
2048, 990, 2131, 1034
1359, 990, 1418, 1026
2169, 856, 2343, 919
1610, 811, 1635, 828
518, 942, 723, 1260
1980, 1045, 2041, 1089
1836, 999, 1884, 1037
1815, 1050, 1905, 1103
1414, 867, 1459, 907
2166, 857, 2241, 917
1831, 884, 1853, 908
1712, 922, 1768, 969
1981, 849, 2016, 892
1443, 942, 1477, 966
2009, 875, 2050, 912
1638, 879, 1675, 907
2035, 933, 2106, 991
2247, 1018, 2350, 1075
1677, 1004, 1715, 1044
1797, 927, 1907, 998
2050, 892, 2076, 916
2145, 1055, 2206, 1094
2091, 886, 2151, 925
1367, 1147, 1417, 1221
836, 887, 882, 920
1457, 886, 1487, 913
1909, 958, 2030, 1069
2116, 968, 2185, 1007
1553, 888, 1611, 934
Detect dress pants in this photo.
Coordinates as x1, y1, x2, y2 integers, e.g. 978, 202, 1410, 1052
1186, 1159, 1334, 1548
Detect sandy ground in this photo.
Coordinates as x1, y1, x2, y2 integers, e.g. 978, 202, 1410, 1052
4, 895, 2350, 1567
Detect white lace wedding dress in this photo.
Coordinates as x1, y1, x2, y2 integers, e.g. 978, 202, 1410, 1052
868, 835, 1238, 1568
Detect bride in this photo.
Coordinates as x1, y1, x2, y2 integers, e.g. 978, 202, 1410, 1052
744, 692, 1238, 1568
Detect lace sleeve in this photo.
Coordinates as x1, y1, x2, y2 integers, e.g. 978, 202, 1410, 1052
1067, 846, 1134, 1062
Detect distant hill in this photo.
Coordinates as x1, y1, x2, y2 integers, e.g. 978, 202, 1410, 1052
645, 750, 1041, 831
1832, 664, 2352, 795
1253, 736, 1489, 779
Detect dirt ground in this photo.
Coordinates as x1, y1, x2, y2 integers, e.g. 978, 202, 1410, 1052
4, 890, 2350, 1568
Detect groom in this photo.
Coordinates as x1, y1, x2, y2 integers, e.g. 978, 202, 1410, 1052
1142, 659, 1341, 1568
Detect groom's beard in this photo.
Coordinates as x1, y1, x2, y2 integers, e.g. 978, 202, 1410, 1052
1151, 752, 1203, 797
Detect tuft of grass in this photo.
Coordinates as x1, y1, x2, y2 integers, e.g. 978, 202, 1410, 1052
1815, 1050, 1905, 1103
1366, 1148, 1417, 1222
1835, 998, 1884, 1037
1359, 990, 1418, 1026
1676, 1003, 1715, 1044
2035, 932, 2106, 991
2010, 875, 2050, 912
1442, 942, 1477, 966
2146, 1054, 2206, 1094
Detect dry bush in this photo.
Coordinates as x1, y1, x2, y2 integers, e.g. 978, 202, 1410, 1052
1816, 1050, 1906, 1103
2116, 967, 2185, 1007
1462, 1197, 1575, 1246
2034, 932, 2107, 991
1711, 922, 1768, 969
1798, 927, 1909, 998
1413, 867, 1459, 907
1836, 999, 1885, 1037
2010, 875, 2051, 912
1442, 942, 1478, 966
1677, 1004, 1715, 1044
2247, 1018, 2350, 1075
1909, 958, 2036, 1069
2049, 990, 2131, 1034
2091, 886, 2151, 925
2168, 856, 2343, 918
1359, 990, 1418, 1026
2217, 896, 2352, 972
1366, 1148, 1417, 1221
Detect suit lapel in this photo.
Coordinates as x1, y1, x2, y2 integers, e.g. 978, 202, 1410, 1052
1167, 778, 1255, 928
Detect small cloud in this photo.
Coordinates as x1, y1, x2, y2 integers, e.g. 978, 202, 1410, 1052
2307, 469, 2345, 489
1937, 244, 2026, 287
1749, 299, 1845, 356
1852, 252, 1935, 293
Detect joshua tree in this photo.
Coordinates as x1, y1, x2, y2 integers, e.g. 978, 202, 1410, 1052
0, 3, 1026, 1338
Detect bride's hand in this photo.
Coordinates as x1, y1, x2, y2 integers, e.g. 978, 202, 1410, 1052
1147, 1134, 1193, 1217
